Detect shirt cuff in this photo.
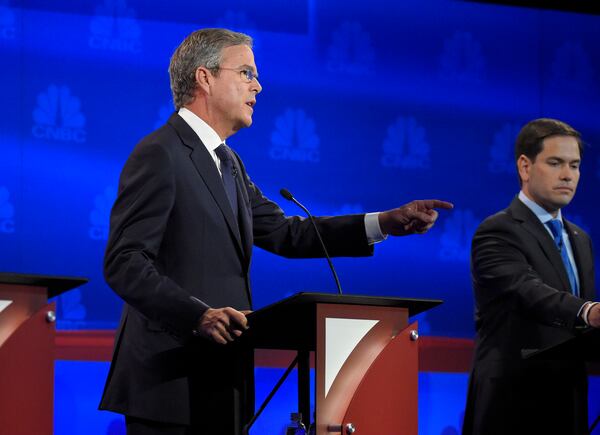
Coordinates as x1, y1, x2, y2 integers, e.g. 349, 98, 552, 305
579, 301, 599, 326
365, 212, 387, 245
190, 296, 211, 336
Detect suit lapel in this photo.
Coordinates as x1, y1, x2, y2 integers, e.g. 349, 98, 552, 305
167, 113, 245, 258
564, 220, 592, 299
509, 197, 571, 292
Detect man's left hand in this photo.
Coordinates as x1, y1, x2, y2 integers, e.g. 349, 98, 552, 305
379, 199, 454, 236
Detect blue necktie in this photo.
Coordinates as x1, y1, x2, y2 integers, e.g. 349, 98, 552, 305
546, 219, 579, 297
215, 144, 238, 220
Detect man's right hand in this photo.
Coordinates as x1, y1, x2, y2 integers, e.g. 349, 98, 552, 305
196, 307, 249, 345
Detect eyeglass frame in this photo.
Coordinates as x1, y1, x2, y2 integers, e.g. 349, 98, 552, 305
217, 67, 260, 83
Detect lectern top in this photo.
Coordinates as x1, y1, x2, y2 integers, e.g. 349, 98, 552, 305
245, 292, 443, 350
0, 272, 88, 298
252, 292, 442, 317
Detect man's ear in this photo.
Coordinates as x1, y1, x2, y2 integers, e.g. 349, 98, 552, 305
517, 154, 531, 184
195, 67, 212, 94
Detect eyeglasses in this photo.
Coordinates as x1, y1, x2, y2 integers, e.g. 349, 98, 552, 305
218, 67, 259, 83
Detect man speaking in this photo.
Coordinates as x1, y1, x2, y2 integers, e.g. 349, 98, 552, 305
99, 28, 452, 434
463, 118, 599, 435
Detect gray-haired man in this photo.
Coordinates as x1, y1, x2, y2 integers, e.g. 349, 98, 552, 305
100, 28, 452, 434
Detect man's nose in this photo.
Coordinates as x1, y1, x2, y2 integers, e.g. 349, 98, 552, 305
252, 78, 262, 94
560, 166, 573, 180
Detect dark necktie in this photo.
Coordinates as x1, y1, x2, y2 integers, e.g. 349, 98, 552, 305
546, 219, 579, 297
215, 144, 238, 220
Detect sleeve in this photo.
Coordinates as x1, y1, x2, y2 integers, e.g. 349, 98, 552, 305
471, 217, 585, 331
103, 141, 208, 336
231, 151, 374, 259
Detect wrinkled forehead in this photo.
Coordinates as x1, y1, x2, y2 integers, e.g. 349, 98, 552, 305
219, 44, 256, 69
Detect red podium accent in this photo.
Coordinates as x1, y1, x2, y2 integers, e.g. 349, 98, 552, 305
53, 330, 478, 373
315, 305, 411, 433
0, 273, 87, 435
343, 322, 419, 434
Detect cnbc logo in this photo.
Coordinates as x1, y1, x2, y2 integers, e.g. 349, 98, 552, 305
0, 186, 15, 234
89, 0, 141, 52
269, 108, 320, 163
32, 85, 86, 143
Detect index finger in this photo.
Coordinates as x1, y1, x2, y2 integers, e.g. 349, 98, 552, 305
422, 199, 454, 210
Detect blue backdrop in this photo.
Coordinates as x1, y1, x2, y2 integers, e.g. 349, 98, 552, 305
2, 0, 599, 336
2, 1, 600, 433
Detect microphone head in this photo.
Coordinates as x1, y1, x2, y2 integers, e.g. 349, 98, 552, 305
280, 188, 293, 201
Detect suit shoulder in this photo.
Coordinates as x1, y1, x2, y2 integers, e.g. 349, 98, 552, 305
126, 124, 181, 161
476, 208, 513, 232
136, 123, 179, 150
117, 126, 181, 182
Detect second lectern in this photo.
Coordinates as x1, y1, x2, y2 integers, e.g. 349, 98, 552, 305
245, 292, 441, 434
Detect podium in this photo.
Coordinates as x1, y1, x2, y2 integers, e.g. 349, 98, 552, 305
245, 292, 441, 434
0, 273, 87, 435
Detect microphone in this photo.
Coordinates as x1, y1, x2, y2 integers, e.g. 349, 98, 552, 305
279, 188, 342, 295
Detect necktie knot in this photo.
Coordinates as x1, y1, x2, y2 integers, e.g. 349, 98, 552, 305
215, 144, 231, 162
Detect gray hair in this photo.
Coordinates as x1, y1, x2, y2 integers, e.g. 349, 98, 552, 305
169, 28, 253, 110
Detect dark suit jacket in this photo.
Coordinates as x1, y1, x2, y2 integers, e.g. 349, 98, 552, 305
462, 197, 596, 435
99, 113, 373, 428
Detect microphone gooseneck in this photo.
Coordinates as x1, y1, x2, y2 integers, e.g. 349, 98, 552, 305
279, 188, 343, 295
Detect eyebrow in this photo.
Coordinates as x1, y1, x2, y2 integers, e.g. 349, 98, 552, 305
239, 64, 258, 74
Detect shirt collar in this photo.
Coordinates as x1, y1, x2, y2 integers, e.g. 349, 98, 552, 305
178, 107, 224, 152
518, 191, 563, 225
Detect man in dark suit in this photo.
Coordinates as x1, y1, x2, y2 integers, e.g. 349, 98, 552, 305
463, 118, 600, 435
99, 28, 452, 435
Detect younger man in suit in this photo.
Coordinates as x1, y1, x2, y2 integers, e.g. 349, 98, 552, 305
463, 118, 600, 435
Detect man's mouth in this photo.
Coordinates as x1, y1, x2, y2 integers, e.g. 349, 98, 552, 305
554, 186, 573, 193
246, 101, 255, 109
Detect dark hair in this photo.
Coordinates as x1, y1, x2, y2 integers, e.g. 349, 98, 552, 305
515, 118, 583, 184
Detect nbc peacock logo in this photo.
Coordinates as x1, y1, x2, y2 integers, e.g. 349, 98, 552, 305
381, 116, 430, 169
269, 108, 320, 163
439, 31, 485, 83
89, 0, 141, 52
32, 85, 86, 143
327, 21, 375, 75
